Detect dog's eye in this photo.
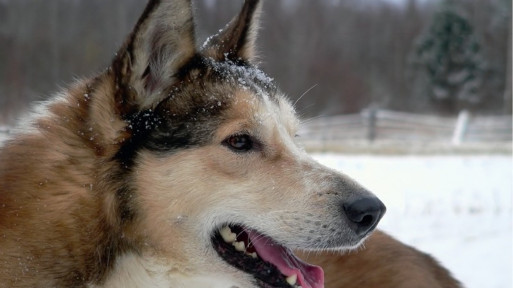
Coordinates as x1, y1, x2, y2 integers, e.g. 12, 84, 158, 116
225, 134, 253, 152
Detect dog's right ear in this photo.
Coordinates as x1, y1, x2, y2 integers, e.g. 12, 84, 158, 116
201, 0, 261, 63
111, 0, 196, 112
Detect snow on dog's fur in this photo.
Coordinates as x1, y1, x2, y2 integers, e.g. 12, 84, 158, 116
0, 1, 386, 287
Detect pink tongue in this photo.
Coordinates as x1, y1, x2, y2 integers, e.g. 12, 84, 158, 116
247, 230, 324, 288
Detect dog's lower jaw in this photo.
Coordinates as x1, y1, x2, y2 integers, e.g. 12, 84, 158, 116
96, 252, 257, 288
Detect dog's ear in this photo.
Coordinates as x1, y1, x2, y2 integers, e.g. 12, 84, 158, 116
112, 0, 196, 110
201, 0, 262, 63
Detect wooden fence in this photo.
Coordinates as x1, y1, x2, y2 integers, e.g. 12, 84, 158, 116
1, 110, 511, 152
298, 109, 512, 149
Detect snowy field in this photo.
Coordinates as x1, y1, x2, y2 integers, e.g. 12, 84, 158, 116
313, 154, 512, 288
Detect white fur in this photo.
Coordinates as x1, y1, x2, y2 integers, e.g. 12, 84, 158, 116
96, 253, 252, 288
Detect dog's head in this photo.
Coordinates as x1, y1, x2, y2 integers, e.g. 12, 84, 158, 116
98, 0, 385, 287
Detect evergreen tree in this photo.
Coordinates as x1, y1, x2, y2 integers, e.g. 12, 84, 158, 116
414, 1, 484, 113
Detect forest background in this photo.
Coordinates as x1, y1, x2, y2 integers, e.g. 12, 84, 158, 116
0, 0, 511, 124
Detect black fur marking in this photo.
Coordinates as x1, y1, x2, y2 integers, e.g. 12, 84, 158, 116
116, 185, 137, 223
113, 101, 224, 170
114, 109, 162, 169
175, 54, 208, 80
143, 122, 195, 152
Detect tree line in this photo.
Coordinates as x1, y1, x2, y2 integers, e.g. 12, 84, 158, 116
0, 0, 510, 124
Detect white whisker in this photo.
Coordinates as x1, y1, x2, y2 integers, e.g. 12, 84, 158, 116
293, 84, 318, 108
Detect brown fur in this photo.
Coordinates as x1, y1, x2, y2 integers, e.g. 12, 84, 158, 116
0, 74, 136, 287
296, 230, 463, 288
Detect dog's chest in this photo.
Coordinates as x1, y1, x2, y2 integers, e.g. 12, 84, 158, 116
95, 253, 248, 288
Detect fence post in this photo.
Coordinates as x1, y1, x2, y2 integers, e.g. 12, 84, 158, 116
452, 110, 470, 145
365, 107, 377, 142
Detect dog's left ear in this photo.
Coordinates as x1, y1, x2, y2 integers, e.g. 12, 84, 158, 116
201, 0, 262, 63
112, 0, 196, 111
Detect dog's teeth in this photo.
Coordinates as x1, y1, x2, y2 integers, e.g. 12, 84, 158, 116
232, 241, 246, 252
219, 226, 237, 243
245, 251, 258, 259
285, 274, 297, 286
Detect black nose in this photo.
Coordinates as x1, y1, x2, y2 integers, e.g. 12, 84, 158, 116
343, 197, 386, 236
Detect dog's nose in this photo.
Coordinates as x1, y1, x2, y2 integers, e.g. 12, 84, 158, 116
343, 197, 386, 236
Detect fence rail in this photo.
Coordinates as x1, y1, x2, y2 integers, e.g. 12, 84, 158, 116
1, 111, 512, 152
0, 126, 9, 134
299, 109, 512, 149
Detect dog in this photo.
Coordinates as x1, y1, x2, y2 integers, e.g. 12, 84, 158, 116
0, 0, 388, 287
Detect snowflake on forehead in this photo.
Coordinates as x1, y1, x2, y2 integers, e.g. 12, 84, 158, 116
204, 57, 277, 98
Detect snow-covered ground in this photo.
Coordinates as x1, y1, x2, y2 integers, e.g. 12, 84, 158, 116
313, 154, 512, 288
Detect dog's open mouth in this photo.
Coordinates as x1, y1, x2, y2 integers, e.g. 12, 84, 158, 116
212, 225, 324, 288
